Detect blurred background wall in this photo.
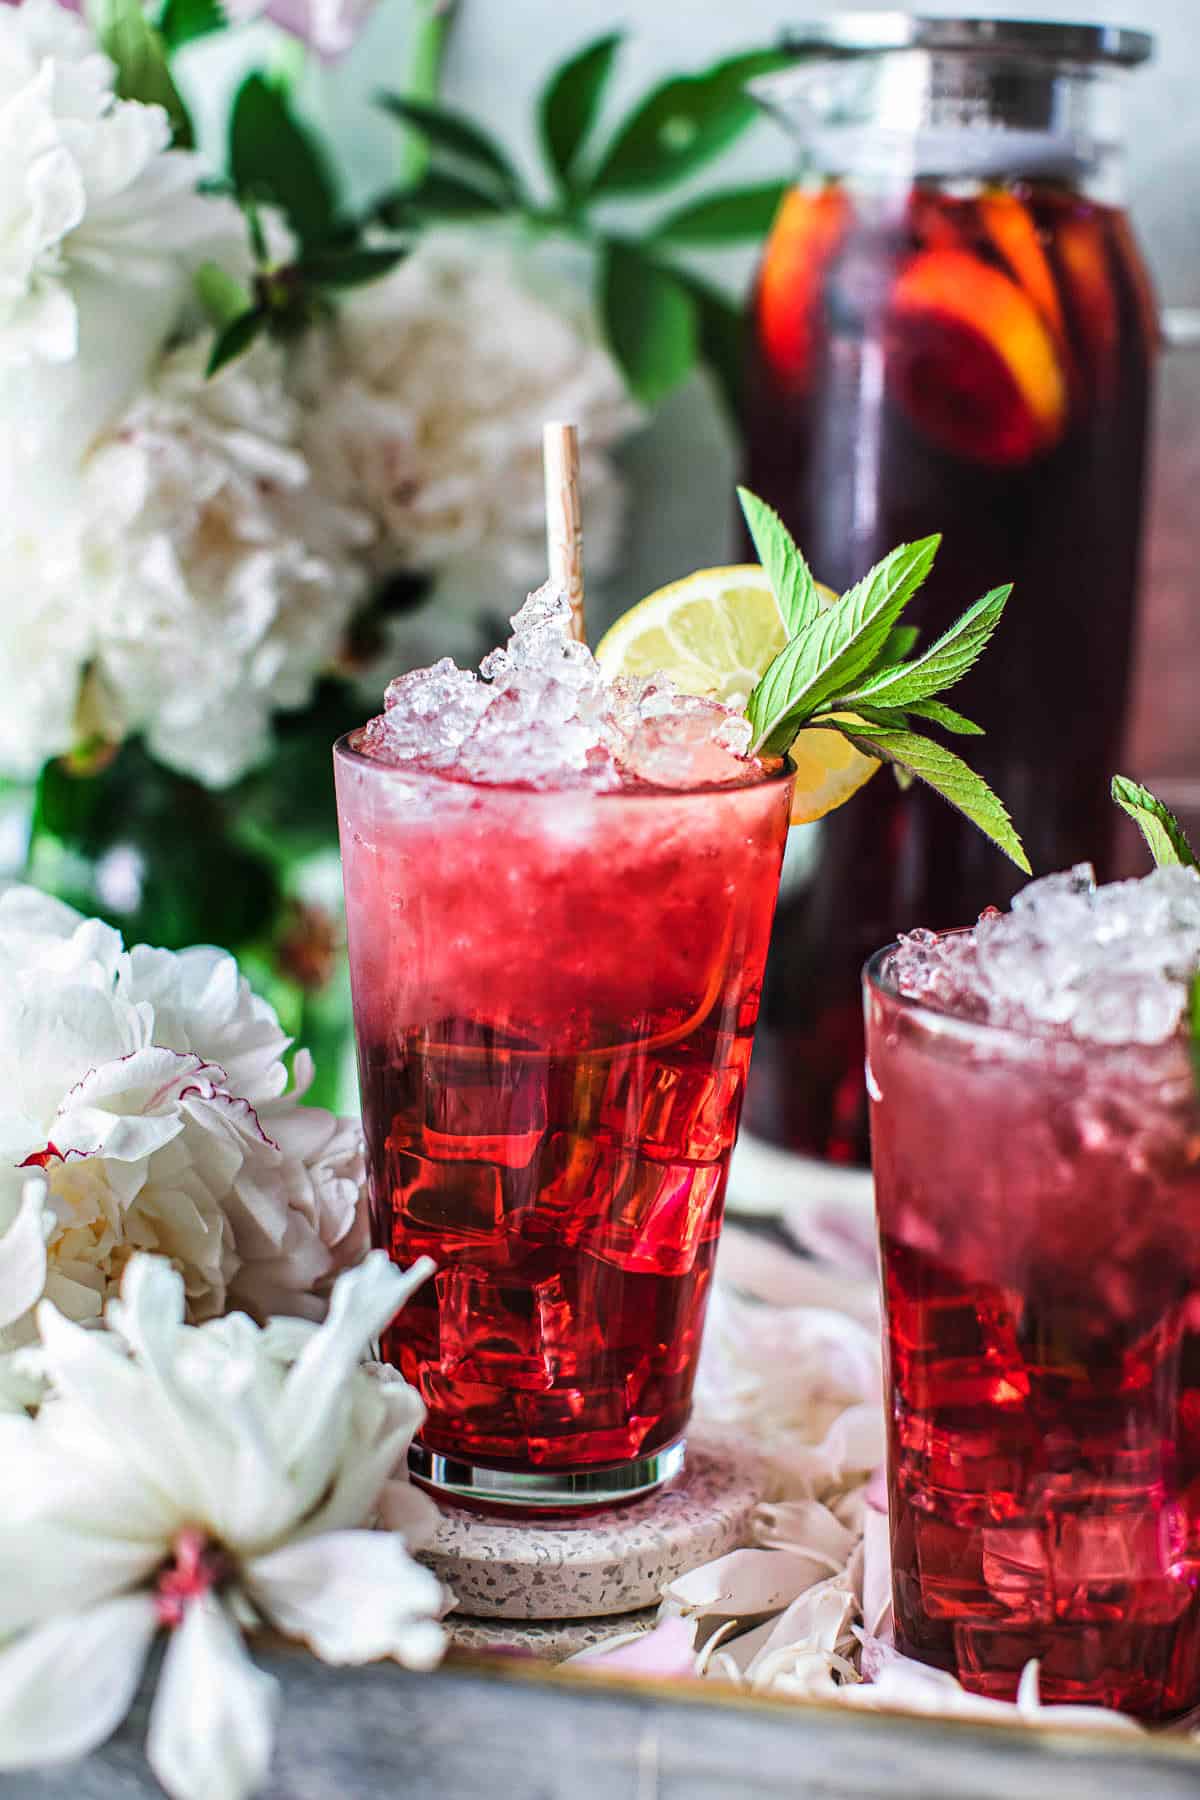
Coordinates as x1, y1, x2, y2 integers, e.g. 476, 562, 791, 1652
191, 0, 1200, 780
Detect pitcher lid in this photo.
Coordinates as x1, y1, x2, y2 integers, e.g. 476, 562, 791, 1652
777, 14, 1152, 67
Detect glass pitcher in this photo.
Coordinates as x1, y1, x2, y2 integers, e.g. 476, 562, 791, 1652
739, 14, 1158, 1170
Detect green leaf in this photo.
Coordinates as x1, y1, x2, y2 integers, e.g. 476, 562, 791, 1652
748, 536, 941, 754
905, 699, 984, 735
194, 262, 250, 329
843, 725, 1030, 874
297, 247, 407, 290
585, 48, 787, 197
1112, 776, 1200, 870
375, 167, 510, 225
598, 241, 697, 409
158, 0, 226, 50
846, 584, 1012, 709
230, 74, 340, 249
655, 181, 788, 244
737, 486, 818, 637
377, 94, 522, 200
876, 625, 920, 665
539, 31, 623, 193
206, 308, 266, 378
91, 0, 193, 146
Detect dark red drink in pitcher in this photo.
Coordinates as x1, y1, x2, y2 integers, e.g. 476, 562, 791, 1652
740, 18, 1157, 1167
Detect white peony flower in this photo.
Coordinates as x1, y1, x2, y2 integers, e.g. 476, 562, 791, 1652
0, 1250, 446, 1799
0, 886, 367, 1343
295, 234, 641, 588
77, 335, 374, 787
0, 0, 221, 365
0, 0, 241, 521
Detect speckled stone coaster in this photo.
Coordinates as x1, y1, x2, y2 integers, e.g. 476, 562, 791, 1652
420, 1430, 765, 1621
447, 1607, 657, 1660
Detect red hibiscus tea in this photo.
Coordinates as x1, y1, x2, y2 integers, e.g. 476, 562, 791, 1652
336, 591, 792, 1508
866, 866, 1200, 1718
743, 174, 1156, 1166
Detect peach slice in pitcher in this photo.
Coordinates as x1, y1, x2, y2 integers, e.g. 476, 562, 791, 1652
885, 248, 1068, 466
978, 190, 1069, 348
757, 184, 850, 388
1056, 210, 1120, 394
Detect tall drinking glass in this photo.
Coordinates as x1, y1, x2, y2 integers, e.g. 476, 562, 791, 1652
336, 736, 793, 1509
865, 941, 1200, 1718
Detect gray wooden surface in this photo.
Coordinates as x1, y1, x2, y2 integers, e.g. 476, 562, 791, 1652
11, 1646, 1200, 1799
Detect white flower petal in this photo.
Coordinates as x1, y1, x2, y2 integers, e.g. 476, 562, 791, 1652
277, 1251, 432, 1511
0, 1177, 49, 1329
0, 1591, 157, 1768
245, 1529, 445, 1667
147, 1596, 279, 1800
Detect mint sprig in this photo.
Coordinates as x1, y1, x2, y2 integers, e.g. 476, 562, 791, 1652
1111, 778, 1200, 1089
1111, 775, 1199, 870
739, 487, 1029, 874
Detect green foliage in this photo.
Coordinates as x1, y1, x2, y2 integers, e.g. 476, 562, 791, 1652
377, 36, 790, 412
194, 263, 252, 330
230, 74, 341, 248
598, 242, 697, 410
206, 307, 267, 376
654, 181, 788, 244
377, 95, 524, 202
1112, 776, 1200, 870
157, 0, 226, 50
539, 31, 623, 193
91, 0, 194, 145
740, 490, 1028, 873
583, 50, 788, 196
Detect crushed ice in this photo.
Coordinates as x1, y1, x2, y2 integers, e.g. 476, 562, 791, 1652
359, 583, 756, 790
890, 862, 1200, 1046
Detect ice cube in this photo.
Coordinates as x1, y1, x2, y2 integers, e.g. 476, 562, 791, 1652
613, 677, 755, 789
435, 1266, 581, 1390
892, 862, 1200, 1047
367, 656, 494, 768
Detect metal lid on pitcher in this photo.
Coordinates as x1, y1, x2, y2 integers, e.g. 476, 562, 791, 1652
779, 14, 1153, 68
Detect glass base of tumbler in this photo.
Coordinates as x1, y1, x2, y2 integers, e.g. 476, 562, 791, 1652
408, 1438, 686, 1512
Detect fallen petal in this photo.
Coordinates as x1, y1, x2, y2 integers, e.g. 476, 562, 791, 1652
571, 1616, 697, 1679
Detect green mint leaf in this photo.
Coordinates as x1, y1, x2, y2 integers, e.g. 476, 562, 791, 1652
654, 181, 788, 245
297, 248, 408, 290
585, 48, 785, 197
905, 699, 984, 736
92, 0, 193, 146
377, 94, 523, 202
843, 725, 1030, 873
539, 31, 623, 194
747, 535, 940, 755
737, 487, 819, 637
194, 262, 250, 330
376, 168, 509, 225
598, 241, 697, 408
206, 308, 266, 378
230, 75, 340, 248
846, 584, 1012, 710
1112, 776, 1200, 870
874, 625, 920, 666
